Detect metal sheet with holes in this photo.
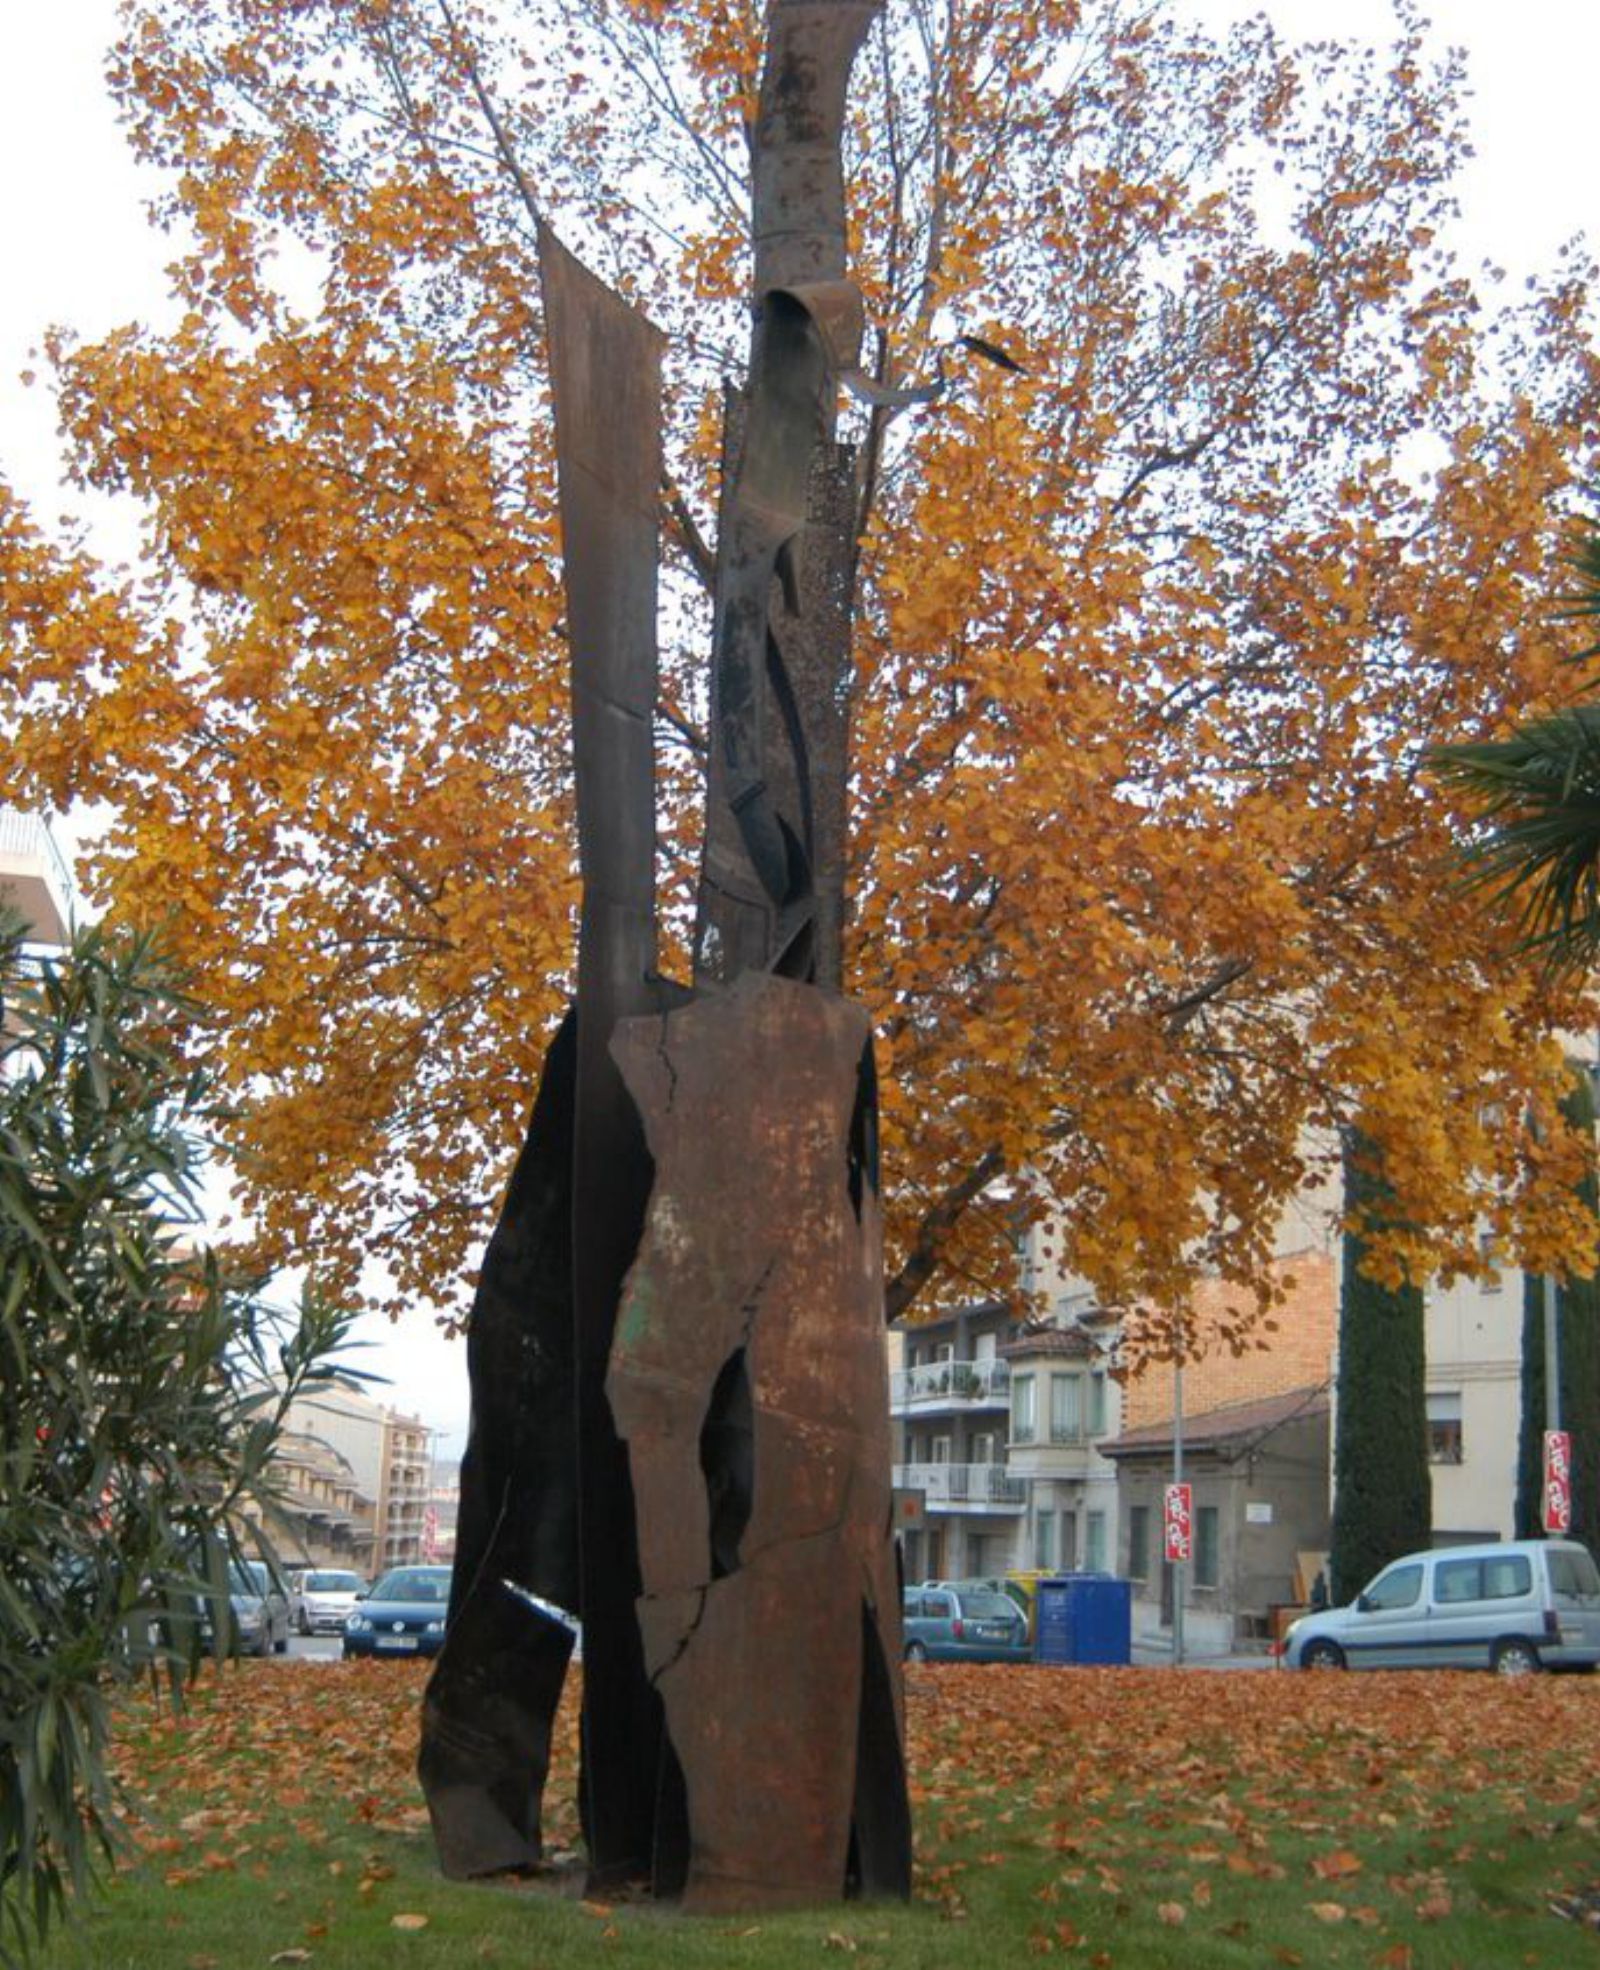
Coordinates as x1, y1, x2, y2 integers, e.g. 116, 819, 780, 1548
608, 973, 910, 1909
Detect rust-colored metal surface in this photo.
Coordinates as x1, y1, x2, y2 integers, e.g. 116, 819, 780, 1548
608, 974, 911, 1909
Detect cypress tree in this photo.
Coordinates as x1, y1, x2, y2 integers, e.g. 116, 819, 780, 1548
1515, 1065, 1600, 1547
1330, 1129, 1431, 1605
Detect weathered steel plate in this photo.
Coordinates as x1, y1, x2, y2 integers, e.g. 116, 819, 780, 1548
608, 974, 911, 1908
539, 223, 675, 1887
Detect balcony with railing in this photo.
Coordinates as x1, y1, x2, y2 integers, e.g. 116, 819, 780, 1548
892, 1461, 1027, 1513
0, 809, 72, 947
889, 1357, 1010, 1414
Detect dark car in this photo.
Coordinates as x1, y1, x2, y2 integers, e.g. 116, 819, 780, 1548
902, 1583, 1030, 1663
342, 1564, 453, 1659
196, 1558, 292, 1657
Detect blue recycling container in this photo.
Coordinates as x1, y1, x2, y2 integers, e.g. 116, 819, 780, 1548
1033, 1573, 1132, 1666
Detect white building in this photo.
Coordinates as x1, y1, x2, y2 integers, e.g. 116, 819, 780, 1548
889, 1294, 1124, 1583
281, 1383, 432, 1571
0, 808, 71, 947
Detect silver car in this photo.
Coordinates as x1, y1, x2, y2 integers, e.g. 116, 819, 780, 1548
1284, 1538, 1600, 1675
297, 1568, 368, 1635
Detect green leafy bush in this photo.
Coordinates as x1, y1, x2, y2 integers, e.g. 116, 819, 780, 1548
0, 918, 351, 1962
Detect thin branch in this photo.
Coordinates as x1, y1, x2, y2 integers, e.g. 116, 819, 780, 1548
885, 1141, 1009, 1323
663, 475, 716, 591
434, 0, 543, 233
1163, 955, 1253, 1035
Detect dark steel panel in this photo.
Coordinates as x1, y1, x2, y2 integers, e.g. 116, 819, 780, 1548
694, 0, 883, 986
419, 1011, 580, 1879
538, 224, 674, 1888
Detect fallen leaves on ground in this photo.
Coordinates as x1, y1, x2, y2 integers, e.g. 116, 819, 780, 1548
105, 1658, 1600, 1957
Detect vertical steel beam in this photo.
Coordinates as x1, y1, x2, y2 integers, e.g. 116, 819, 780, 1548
539, 223, 673, 1888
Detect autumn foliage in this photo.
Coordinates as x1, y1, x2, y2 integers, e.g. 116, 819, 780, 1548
3, 1, 1600, 1338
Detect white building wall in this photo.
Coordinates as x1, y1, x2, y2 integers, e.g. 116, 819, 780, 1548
285, 1386, 386, 1501
1424, 1270, 1523, 1541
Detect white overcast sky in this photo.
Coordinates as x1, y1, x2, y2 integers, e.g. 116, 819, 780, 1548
1, 0, 1595, 1452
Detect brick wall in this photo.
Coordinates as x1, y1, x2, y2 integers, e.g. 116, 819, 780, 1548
1121, 1247, 1337, 1430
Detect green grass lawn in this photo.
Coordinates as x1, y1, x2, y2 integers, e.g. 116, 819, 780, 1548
38, 1658, 1600, 1968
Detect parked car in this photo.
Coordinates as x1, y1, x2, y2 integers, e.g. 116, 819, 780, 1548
902, 1583, 1030, 1663
298, 1568, 367, 1635
198, 1558, 292, 1657
342, 1564, 453, 1659
1283, 1539, 1600, 1675
284, 1568, 309, 1635
926, 1574, 1037, 1637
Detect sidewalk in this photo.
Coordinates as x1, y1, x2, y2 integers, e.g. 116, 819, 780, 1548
1130, 1637, 1278, 1671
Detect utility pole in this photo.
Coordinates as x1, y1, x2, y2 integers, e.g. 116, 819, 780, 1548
1172, 1351, 1186, 1668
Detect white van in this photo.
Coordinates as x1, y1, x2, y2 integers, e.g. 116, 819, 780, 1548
1283, 1539, 1600, 1675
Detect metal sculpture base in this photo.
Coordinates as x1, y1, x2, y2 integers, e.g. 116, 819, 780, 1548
419, 979, 911, 1905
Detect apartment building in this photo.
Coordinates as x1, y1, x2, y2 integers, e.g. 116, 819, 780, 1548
0, 808, 71, 949
1002, 1313, 1123, 1575
889, 1292, 1127, 1583
268, 1427, 377, 1571
281, 1383, 432, 1570
890, 1300, 1024, 1581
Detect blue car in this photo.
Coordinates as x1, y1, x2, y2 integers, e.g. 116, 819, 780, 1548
343, 1564, 453, 1659
902, 1583, 1030, 1663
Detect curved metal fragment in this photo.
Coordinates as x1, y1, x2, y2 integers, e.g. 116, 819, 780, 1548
696, 0, 883, 986
419, 1011, 580, 1880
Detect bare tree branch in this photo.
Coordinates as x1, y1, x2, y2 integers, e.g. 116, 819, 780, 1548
885, 1141, 1009, 1322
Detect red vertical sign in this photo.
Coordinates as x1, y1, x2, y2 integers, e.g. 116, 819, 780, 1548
1164, 1482, 1193, 1563
1544, 1430, 1573, 1535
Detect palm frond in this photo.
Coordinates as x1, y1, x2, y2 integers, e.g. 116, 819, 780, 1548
1555, 511, 1600, 662
1431, 703, 1600, 965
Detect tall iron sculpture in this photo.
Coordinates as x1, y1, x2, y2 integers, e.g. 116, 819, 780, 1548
419, 0, 912, 1909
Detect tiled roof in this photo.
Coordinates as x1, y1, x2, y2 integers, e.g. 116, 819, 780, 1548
998, 1326, 1096, 1361
1100, 1384, 1330, 1458
888, 1297, 1010, 1335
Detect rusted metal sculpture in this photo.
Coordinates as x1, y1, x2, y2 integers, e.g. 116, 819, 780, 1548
421, 0, 911, 1907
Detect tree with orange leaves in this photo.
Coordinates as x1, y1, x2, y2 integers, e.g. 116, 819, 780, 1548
2, 0, 1599, 1348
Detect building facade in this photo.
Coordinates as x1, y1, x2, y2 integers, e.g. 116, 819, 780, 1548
1001, 1319, 1122, 1575
0, 808, 71, 948
1105, 1386, 1331, 1654
890, 1300, 1024, 1581
890, 1297, 1125, 1583
267, 1427, 376, 1571
280, 1384, 432, 1571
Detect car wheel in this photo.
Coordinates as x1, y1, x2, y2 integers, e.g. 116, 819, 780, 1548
273, 1624, 289, 1655
904, 1640, 928, 1664
1493, 1637, 1541, 1677
1302, 1639, 1345, 1671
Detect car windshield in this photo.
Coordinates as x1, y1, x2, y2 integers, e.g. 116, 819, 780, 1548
229, 1561, 273, 1597
956, 1593, 1017, 1620
307, 1571, 363, 1592
371, 1569, 450, 1603
1550, 1548, 1600, 1599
